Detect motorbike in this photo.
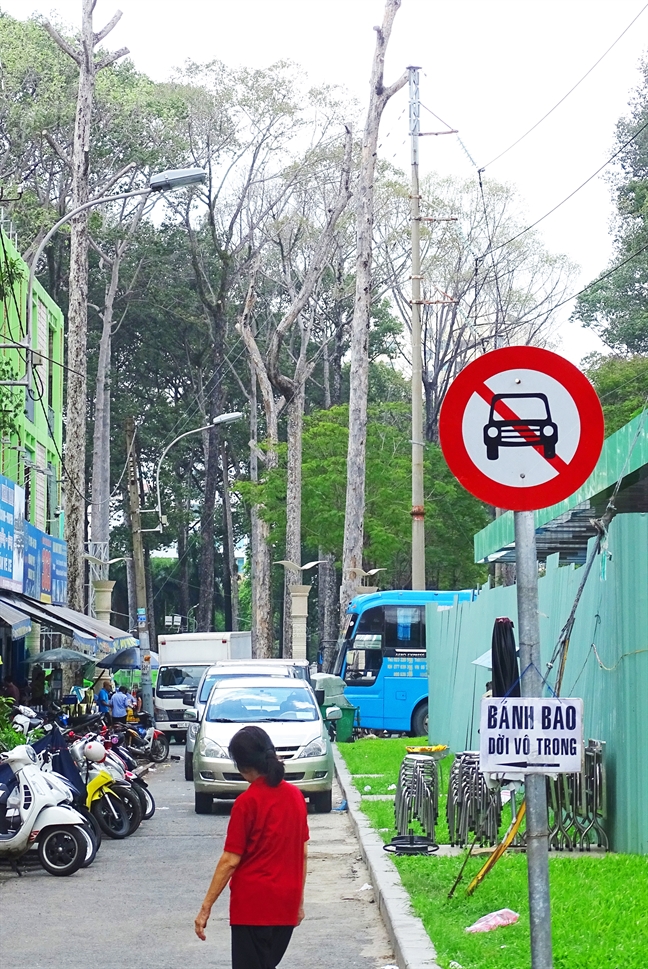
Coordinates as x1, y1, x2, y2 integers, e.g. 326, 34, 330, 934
0, 744, 88, 875
113, 712, 169, 763
68, 738, 141, 837
101, 737, 156, 820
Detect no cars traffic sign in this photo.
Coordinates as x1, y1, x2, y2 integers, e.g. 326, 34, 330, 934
438, 346, 604, 510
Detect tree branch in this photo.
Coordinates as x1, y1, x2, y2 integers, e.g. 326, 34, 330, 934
95, 47, 129, 71
94, 10, 123, 45
41, 19, 81, 65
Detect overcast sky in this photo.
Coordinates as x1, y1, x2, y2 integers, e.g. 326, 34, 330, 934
4, 0, 648, 363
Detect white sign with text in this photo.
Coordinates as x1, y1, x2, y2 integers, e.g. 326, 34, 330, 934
479, 697, 583, 774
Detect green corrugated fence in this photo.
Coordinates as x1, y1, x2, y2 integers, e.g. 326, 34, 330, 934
426, 513, 648, 854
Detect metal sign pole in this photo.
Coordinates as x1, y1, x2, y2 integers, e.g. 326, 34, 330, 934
514, 510, 553, 969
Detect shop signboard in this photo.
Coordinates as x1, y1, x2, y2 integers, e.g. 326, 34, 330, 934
23, 522, 67, 605
479, 697, 584, 774
0, 473, 24, 592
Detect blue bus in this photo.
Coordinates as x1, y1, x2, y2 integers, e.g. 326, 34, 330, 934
329, 589, 478, 735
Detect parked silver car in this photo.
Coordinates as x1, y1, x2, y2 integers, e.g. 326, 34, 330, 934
184, 662, 298, 780
190, 676, 337, 813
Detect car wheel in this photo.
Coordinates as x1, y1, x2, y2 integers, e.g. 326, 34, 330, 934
185, 750, 194, 781
486, 445, 499, 461
411, 702, 428, 738
195, 792, 213, 814
311, 790, 332, 813
543, 443, 556, 459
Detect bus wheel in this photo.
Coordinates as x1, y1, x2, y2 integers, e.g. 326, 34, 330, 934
411, 702, 428, 738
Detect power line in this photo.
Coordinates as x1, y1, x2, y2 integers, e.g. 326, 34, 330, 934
483, 116, 648, 258
482, 2, 648, 169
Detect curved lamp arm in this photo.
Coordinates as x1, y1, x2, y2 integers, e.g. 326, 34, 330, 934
152, 411, 243, 526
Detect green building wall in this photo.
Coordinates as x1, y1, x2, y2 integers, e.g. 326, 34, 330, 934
0, 230, 64, 537
427, 513, 648, 854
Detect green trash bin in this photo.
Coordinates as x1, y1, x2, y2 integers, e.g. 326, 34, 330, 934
334, 705, 357, 743
322, 702, 357, 743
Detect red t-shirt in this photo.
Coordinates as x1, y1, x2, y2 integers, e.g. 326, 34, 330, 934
224, 777, 309, 926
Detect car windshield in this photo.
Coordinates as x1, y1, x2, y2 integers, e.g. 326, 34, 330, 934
205, 686, 318, 723
157, 666, 205, 693
492, 395, 549, 421
199, 672, 283, 703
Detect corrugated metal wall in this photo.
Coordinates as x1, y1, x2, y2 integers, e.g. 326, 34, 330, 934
427, 513, 648, 854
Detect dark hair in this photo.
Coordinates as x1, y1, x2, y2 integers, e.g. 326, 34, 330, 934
229, 726, 285, 788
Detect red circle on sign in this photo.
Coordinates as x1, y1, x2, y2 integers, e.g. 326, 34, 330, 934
438, 346, 604, 510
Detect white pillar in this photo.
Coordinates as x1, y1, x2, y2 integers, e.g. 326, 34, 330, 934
290, 584, 311, 660
93, 579, 116, 626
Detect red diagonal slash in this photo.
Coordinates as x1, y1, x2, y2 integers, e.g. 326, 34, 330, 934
475, 383, 569, 474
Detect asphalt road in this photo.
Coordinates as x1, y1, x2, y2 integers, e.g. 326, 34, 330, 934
0, 748, 395, 969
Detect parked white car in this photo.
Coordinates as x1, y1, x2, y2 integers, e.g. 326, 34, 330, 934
184, 662, 298, 780
190, 677, 338, 814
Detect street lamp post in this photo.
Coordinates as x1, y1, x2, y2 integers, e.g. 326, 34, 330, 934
22, 168, 207, 392
16, 168, 206, 716
144, 411, 244, 531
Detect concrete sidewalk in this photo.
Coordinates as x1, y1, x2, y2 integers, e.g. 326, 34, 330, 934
0, 748, 396, 969
334, 747, 442, 969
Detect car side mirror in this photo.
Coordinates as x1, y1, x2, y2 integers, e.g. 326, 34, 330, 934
183, 708, 198, 722
325, 705, 342, 722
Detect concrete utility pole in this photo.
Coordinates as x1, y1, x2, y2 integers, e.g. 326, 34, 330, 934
126, 418, 154, 718
409, 65, 425, 591
514, 510, 553, 969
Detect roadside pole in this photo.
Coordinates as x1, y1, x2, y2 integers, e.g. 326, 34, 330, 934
408, 65, 425, 591
515, 510, 553, 969
126, 417, 154, 718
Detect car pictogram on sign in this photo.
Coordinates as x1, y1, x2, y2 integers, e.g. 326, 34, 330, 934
483, 393, 558, 461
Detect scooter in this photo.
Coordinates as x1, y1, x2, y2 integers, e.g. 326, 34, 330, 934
68, 738, 141, 837
113, 713, 169, 763
0, 745, 88, 875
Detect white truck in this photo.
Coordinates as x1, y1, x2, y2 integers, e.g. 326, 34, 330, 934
154, 632, 252, 740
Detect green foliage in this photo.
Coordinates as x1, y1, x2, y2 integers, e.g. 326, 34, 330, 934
244, 404, 488, 589
573, 59, 648, 354
0, 696, 26, 751
584, 353, 648, 435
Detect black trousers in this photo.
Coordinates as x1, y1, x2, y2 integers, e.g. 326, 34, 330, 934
231, 925, 294, 969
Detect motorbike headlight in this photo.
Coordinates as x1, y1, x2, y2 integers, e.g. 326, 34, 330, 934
199, 738, 228, 759
26, 746, 37, 764
298, 737, 327, 759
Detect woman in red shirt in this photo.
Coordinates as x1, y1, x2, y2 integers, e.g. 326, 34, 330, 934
194, 725, 309, 969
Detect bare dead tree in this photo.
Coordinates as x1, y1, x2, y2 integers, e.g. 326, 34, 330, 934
42, 1, 128, 610
340, 0, 407, 619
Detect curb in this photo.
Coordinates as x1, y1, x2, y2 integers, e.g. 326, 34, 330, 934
333, 747, 442, 969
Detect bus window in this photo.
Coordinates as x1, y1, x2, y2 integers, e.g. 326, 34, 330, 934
344, 634, 383, 686
384, 606, 424, 652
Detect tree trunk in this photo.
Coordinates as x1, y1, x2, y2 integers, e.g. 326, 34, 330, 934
177, 512, 191, 627
221, 443, 239, 631
340, 0, 407, 620
197, 423, 220, 631
238, 293, 280, 659
319, 550, 338, 670
44, 0, 127, 612
282, 385, 305, 658
144, 545, 157, 649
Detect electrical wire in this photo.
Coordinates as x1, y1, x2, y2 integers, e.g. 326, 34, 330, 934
481, 2, 648, 170
484, 117, 648, 258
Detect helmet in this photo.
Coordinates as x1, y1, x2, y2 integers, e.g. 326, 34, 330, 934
83, 741, 106, 763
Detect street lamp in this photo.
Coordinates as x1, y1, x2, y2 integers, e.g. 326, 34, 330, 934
20, 168, 206, 391
143, 411, 244, 531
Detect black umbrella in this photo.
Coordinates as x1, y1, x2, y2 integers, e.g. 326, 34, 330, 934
491, 617, 520, 697
26, 647, 95, 664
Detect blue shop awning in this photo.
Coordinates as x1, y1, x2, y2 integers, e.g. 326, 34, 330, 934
0, 599, 32, 640
0, 592, 135, 653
